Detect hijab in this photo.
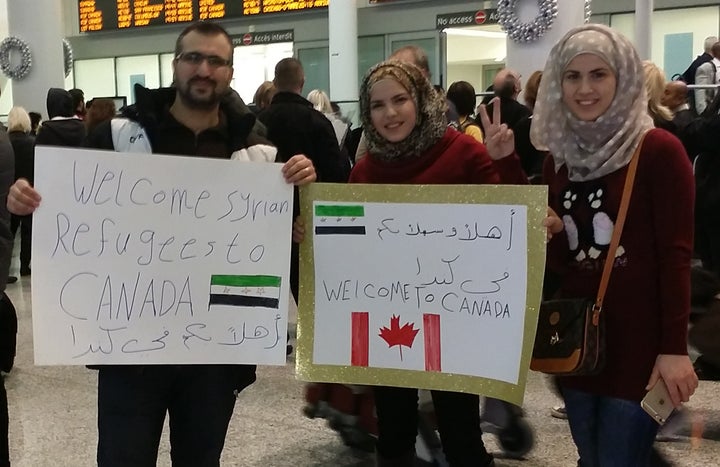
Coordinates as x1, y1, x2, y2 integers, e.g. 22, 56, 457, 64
360, 60, 447, 162
530, 24, 653, 182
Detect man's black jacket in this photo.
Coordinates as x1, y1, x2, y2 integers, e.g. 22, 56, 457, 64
258, 91, 349, 183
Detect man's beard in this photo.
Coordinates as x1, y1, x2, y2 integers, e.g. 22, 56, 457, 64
176, 77, 223, 110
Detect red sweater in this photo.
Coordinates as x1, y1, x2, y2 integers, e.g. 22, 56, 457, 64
545, 128, 694, 402
350, 128, 527, 185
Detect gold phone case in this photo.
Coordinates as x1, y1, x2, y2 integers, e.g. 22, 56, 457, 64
641, 379, 674, 425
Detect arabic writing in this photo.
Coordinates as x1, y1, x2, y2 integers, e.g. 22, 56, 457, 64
376, 209, 515, 251
69, 314, 283, 359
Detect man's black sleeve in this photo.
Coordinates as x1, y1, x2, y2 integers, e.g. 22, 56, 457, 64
313, 115, 350, 182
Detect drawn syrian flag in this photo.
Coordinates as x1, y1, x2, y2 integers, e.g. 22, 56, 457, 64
314, 204, 366, 236
350, 312, 441, 371
209, 275, 281, 309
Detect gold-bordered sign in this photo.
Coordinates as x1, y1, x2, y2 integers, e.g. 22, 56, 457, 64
296, 183, 547, 406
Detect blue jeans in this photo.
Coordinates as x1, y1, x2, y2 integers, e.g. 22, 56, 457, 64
563, 388, 659, 467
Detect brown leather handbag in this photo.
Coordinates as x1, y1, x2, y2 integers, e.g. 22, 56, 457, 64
531, 136, 644, 376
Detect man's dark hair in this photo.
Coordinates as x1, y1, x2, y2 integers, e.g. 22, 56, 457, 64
28, 112, 41, 130
174, 21, 234, 65
273, 58, 304, 92
68, 88, 85, 112
446, 81, 477, 116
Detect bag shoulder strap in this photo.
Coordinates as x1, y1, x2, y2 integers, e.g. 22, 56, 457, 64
594, 132, 647, 315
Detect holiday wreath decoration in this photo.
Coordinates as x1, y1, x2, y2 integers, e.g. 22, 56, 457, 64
63, 38, 73, 78
0, 36, 32, 80
584, 0, 593, 23
497, 0, 559, 43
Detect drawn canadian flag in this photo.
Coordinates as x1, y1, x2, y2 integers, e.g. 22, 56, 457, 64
350, 312, 441, 372
379, 315, 419, 360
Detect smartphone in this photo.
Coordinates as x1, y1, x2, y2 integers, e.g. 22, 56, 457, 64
641, 379, 675, 425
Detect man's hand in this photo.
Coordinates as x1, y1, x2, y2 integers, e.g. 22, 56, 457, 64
8, 178, 41, 215
478, 97, 515, 160
282, 155, 316, 186
292, 216, 305, 244
646, 354, 699, 408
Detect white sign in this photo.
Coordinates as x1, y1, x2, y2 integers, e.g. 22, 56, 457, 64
32, 147, 293, 365
311, 200, 528, 384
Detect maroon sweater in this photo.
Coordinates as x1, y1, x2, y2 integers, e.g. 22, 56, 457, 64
350, 128, 527, 185
545, 128, 694, 402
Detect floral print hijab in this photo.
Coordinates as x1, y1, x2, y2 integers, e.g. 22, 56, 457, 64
530, 24, 653, 181
360, 60, 447, 162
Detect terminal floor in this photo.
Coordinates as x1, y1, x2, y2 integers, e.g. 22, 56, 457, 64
4, 274, 720, 466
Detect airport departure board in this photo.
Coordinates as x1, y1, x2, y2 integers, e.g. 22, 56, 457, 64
78, 0, 329, 32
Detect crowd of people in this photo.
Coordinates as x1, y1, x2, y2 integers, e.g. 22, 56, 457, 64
0, 18, 718, 467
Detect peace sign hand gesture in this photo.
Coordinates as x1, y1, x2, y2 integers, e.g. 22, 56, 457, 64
478, 97, 515, 160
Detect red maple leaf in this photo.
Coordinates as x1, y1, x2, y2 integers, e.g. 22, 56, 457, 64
379, 315, 419, 360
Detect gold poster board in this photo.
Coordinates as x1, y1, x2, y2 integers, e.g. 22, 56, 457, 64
296, 183, 547, 406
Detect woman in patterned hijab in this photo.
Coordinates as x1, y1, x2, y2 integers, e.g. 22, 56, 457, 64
535, 24, 698, 467
530, 24, 654, 181
359, 60, 448, 162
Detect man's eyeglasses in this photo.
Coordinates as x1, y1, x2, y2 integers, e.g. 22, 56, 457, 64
176, 52, 232, 68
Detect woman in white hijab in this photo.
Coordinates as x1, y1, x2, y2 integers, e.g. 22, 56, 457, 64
532, 24, 698, 466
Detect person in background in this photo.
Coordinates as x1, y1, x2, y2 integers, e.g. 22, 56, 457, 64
250, 80, 276, 115
662, 81, 695, 132
446, 80, 484, 143
531, 24, 698, 466
480, 69, 532, 132
6, 107, 34, 278
84, 98, 116, 136
682, 36, 717, 84
662, 80, 697, 161
0, 88, 16, 467
69, 88, 86, 120
523, 70, 543, 111
345, 59, 528, 467
28, 112, 41, 137
330, 101, 342, 116
684, 101, 720, 278
307, 89, 333, 114
643, 61, 676, 133
513, 70, 546, 181
7, 21, 316, 467
681, 35, 716, 113
694, 41, 720, 116
307, 89, 350, 154
35, 88, 85, 147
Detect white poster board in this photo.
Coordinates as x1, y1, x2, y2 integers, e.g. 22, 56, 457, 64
32, 147, 293, 365
312, 201, 527, 383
